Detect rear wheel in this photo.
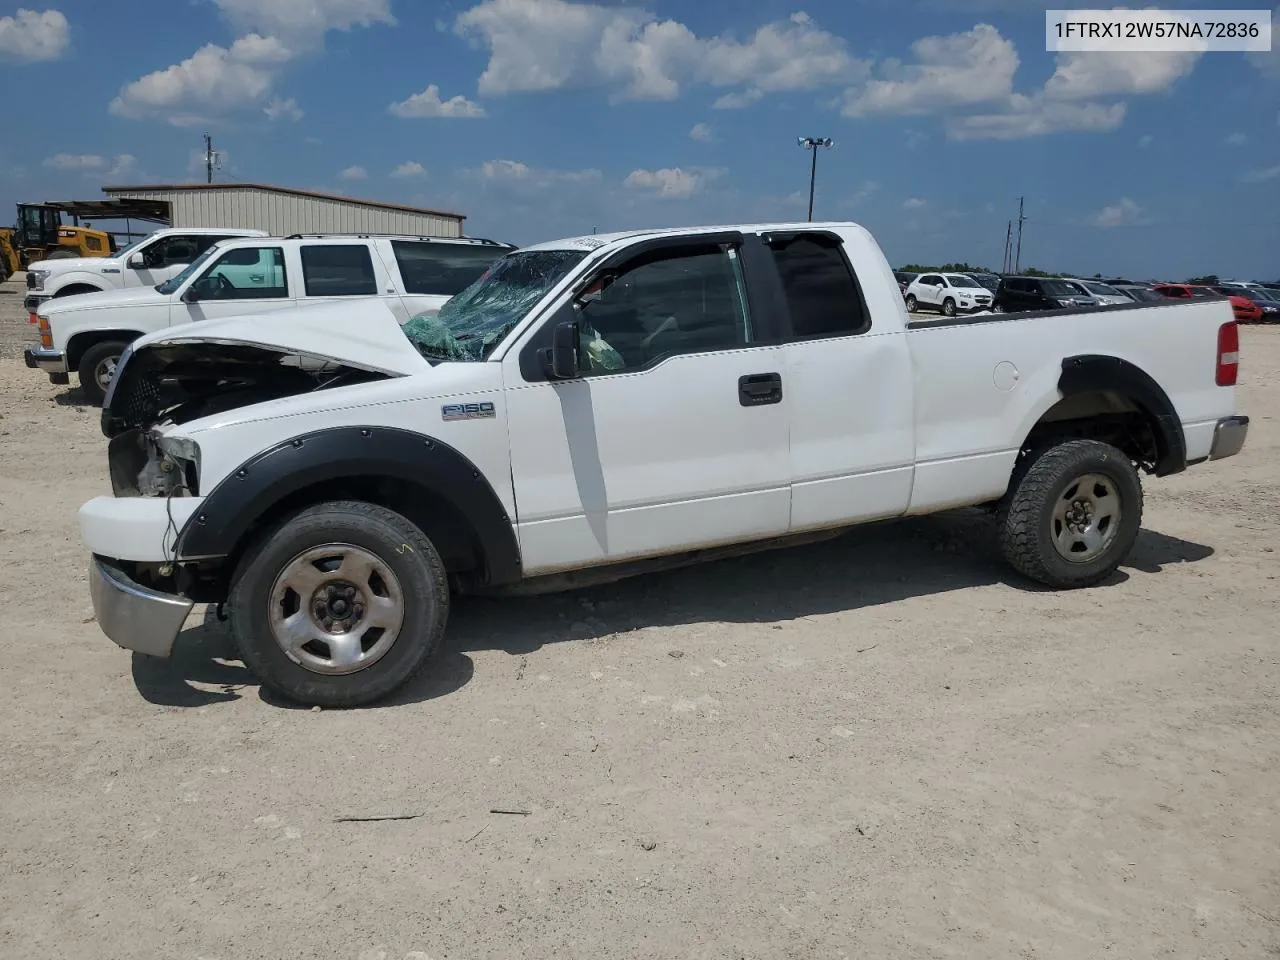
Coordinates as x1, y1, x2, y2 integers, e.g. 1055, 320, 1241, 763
76, 339, 128, 404
228, 500, 449, 707
905, 294, 918, 313
992, 303, 1006, 313
942, 297, 957, 317
997, 439, 1143, 589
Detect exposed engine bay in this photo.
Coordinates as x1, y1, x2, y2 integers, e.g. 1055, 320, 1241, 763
102, 341, 394, 498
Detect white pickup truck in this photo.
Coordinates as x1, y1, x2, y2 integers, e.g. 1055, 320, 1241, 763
80, 221, 1249, 708
25, 232, 514, 402
23, 226, 269, 312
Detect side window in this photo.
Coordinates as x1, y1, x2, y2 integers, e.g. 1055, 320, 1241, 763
922, 274, 942, 286
767, 234, 870, 339
391, 240, 505, 296
1028, 280, 1044, 295
300, 244, 378, 297
194, 246, 288, 300
577, 246, 751, 374
193, 234, 239, 256
145, 235, 199, 266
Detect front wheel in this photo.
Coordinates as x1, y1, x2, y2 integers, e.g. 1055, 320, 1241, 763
992, 303, 1006, 313
905, 294, 918, 313
997, 439, 1143, 589
228, 501, 450, 707
76, 339, 129, 404
942, 297, 957, 317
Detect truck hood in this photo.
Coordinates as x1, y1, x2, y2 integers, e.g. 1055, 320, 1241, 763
39, 284, 165, 317
130, 298, 432, 377
103, 301, 432, 438
27, 255, 122, 274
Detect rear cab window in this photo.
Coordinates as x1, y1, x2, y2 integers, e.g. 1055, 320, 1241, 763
766, 233, 870, 339
300, 244, 378, 297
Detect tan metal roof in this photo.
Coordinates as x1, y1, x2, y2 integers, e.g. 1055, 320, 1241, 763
103, 182, 465, 221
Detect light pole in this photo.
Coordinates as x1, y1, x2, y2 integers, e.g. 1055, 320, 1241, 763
797, 136, 833, 221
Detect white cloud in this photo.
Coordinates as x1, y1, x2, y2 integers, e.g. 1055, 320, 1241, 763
841, 24, 1018, 116
43, 153, 105, 170
212, 0, 395, 50
1240, 163, 1280, 183
455, 0, 859, 103
947, 95, 1125, 141
263, 96, 303, 121
110, 38, 279, 124
689, 122, 715, 142
712, 89, 763, 109
902, 197, 927, 210
1044, 50, 1200, 100
1246, 5, 1279, 77
624, 167, 708, 199
1138, 134, 1154, 148
1092, 197, 1143, 228
0, 8, 69, 61
105, 154, 138, 178
112, 2, 390, 124
340, 165, 368, 180
469, 158, 603, 188
849, 180, 880, 205
389, 84, 486, 118
1225, 132, 1249, 147
390, 161, 427, 178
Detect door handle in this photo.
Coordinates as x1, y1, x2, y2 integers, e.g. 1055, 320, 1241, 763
738, 372, 782, 407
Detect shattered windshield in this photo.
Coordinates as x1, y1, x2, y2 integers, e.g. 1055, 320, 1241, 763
401, 249, 589, 362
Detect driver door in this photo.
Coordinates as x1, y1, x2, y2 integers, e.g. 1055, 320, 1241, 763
129, 235, 201, 288
919, 274, 943, 308
170, 244, 295, 326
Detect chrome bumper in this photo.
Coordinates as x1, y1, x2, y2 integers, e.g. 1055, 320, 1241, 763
1210, 415, 1249, 461
89, 557, 194, 658
23, 345, 66, 374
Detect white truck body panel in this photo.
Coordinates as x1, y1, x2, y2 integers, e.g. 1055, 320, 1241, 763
82, 220, 1244, 577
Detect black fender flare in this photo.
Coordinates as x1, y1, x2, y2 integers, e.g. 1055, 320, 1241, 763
1058, 354, 1186, 476
175, 425, 522, 584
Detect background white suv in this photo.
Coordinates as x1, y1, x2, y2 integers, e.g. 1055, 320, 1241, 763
904, 273, 993, 317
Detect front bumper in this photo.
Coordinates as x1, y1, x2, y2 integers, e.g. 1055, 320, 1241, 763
23, 345, 67, 374
1210, 415, 1249, 461
89, 557, 194, 658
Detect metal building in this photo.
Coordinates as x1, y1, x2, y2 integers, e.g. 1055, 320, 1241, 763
101, 182, 464, 238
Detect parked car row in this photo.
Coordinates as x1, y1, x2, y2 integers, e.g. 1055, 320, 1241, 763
894, 268, 1280, 321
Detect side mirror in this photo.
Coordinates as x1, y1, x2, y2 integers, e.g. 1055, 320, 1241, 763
127, 254, 145, 269
542, 320, 580, 380
181, 284, 202, 304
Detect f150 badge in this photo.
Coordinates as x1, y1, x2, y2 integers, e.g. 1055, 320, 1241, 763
441, 401, 496, 421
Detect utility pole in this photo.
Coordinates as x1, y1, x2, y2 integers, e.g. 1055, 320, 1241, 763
1014, 196, 1026, 273
797, 137, 833, 221
204, 132, 215, 184
1002, 220, 1012, 274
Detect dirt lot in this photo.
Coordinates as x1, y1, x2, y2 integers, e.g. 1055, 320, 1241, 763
1, 275, 1277, 960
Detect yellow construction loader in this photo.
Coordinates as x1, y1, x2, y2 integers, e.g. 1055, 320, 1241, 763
11, 203, 115, 268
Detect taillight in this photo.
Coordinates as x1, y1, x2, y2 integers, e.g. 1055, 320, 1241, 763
1216, 321, 1239, 386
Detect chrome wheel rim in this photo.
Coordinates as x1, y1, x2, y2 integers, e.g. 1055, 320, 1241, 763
95, 355, 118, 391
944, 300, 955, 316
268, 543, 404, 675
1051, 473, 1121, 563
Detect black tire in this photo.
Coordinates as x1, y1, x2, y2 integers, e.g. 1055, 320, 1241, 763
76, 339, 129, 404
905, 294, 918, 313
227, 500, 450, 707
942, 297, 956, 317
997, 439, 1143, 589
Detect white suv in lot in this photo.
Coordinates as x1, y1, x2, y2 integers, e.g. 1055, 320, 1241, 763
25, 232, 514, 402
904, 273, 992, 316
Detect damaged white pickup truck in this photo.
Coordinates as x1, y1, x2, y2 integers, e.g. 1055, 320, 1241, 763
81, 222, 1249, 707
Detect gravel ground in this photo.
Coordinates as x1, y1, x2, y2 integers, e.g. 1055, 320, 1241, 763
2, 274, 1278, 960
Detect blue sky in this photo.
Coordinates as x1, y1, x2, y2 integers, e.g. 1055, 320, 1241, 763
1, 0, 1277, 278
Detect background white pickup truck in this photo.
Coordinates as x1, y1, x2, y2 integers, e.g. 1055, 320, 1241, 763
82, 221, 1248, 708
25, 232, 514, 402
23, 226, 268, 311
